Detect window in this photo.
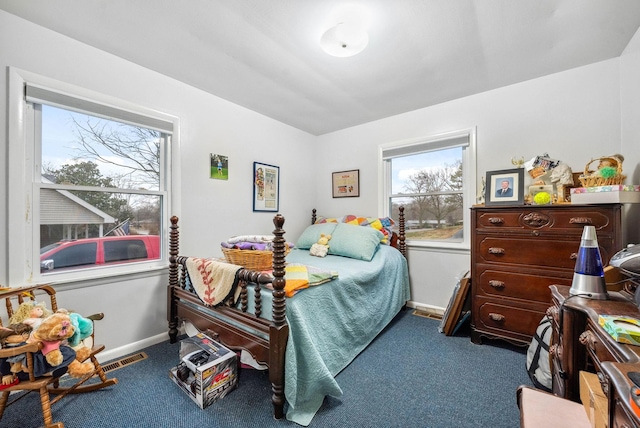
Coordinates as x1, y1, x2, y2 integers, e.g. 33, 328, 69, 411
8, 68, 176, 284
379, 129, 476, 249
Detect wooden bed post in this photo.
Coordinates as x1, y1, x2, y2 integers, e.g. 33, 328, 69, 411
269, 214, 288, 419
398, 206, 406, 258
311, 208, 316, 225
168, 216, 180, 343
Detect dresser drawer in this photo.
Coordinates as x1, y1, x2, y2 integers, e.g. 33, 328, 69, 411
475, 206, 619, 234
476, 268, 572, 303
579, 319, 640, 366
474, 300, 547, 339
477, 236, 581, 269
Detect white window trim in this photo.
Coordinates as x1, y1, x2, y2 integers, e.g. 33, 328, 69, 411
378, 127, 477, 251
7, 67, 181, 286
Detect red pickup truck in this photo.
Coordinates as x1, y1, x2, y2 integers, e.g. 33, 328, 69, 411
40, 235, 160, 272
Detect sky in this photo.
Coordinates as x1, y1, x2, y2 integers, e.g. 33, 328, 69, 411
41, 104, 156, 189
391, 146, 462, 194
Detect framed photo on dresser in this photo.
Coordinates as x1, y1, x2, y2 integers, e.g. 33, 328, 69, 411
485, 168, 524, 206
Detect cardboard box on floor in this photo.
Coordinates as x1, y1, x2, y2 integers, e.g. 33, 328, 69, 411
580, 371, 608, 428
169, 333, 238, 409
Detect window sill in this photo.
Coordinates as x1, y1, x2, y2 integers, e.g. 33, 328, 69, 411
406, 241, 470, 254
36, 263, 169, 291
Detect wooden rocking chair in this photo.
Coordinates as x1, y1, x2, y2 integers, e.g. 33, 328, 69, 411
0, 284, 118, 428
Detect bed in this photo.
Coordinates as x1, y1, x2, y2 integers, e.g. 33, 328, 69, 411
167, 208, 410, 425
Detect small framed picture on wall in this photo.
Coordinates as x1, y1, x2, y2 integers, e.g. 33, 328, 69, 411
253, 162, 280, 212
332, 169, 360, 198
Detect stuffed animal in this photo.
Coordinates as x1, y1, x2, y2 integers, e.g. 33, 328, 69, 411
310, 233, 331, 258
27, 311, 95, 378
28, 311, 75, 367
68, 312, 94, 348
0, 323, 32, 387
66, 312, 96, 378
9, 301, 52, 330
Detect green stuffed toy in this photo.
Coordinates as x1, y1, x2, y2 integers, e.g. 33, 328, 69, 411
68, 312, 93, 348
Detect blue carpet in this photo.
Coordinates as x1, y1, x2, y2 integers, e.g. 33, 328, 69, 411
1, 310, 531, 427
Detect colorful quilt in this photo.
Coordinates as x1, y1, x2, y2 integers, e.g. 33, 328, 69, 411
315, 215, 395, 244
283, 263, 338, 297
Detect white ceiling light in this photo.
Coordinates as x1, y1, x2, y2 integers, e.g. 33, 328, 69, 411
320, 4, 371, 57
320, 23, 369, 57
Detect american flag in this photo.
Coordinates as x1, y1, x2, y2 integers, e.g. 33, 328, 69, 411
110, 219, 130, 236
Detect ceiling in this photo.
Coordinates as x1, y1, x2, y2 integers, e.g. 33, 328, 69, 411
2, 0, 640, 136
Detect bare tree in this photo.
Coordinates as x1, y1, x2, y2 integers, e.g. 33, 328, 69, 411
71, 117, 161, 189
404, 160, 462, 228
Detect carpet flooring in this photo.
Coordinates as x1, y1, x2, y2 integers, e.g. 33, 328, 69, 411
1, 309, 531, 427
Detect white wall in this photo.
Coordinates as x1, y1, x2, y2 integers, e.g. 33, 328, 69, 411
621, 27, 640, 245
0, 11, 317, 360
316, 59, 625, 309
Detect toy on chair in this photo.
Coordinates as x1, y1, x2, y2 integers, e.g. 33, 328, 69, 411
0, 284, 118, 428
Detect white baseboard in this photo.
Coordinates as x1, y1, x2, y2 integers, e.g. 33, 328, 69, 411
97, 332, 171, 363
406, 301, 445, 316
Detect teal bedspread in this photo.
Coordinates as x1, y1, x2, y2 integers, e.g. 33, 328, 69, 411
185, 246, 410, 425
283, 246, 410, 426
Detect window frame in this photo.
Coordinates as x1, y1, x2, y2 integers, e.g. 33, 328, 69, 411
7, 67, 179, 286
378, 128, 477, 251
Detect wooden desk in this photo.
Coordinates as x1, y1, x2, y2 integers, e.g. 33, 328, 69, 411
600, 362, 640, 428
549, 285, 640, 427
549, 285, 640, 401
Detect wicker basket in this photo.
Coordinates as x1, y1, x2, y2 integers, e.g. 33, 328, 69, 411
578, 156, 626, 187
221, 246, 289, 271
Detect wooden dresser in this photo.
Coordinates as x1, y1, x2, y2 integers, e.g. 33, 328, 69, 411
470, 204, 622, 346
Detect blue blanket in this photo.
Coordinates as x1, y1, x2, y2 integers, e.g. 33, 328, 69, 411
282, 246, 410, 425
187, 246, 410, 425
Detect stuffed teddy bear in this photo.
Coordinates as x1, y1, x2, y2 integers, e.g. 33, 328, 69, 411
28, 311, 75, 367
310, 233, 331, 258
27, 311, 94, 378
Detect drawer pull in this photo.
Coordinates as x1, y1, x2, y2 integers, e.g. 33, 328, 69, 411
488, 280, 505, 289
579, 330, 597, 350
488, 313, 505, 322
569, 217, 592, 225
570, 252, 578, 260
488, 247, 505, 255
488, 217, 504, 224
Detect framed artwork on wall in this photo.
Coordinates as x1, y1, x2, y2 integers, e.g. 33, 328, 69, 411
253, 162, 279, 212
210, 153, 228, 180
332, 169, 360, 198
485, 168, 524, 206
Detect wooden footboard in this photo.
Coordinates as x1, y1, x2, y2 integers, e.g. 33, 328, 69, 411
167, 214, 288, 419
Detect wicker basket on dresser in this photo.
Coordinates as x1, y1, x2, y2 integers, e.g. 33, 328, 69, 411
470, 204, 622, 346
